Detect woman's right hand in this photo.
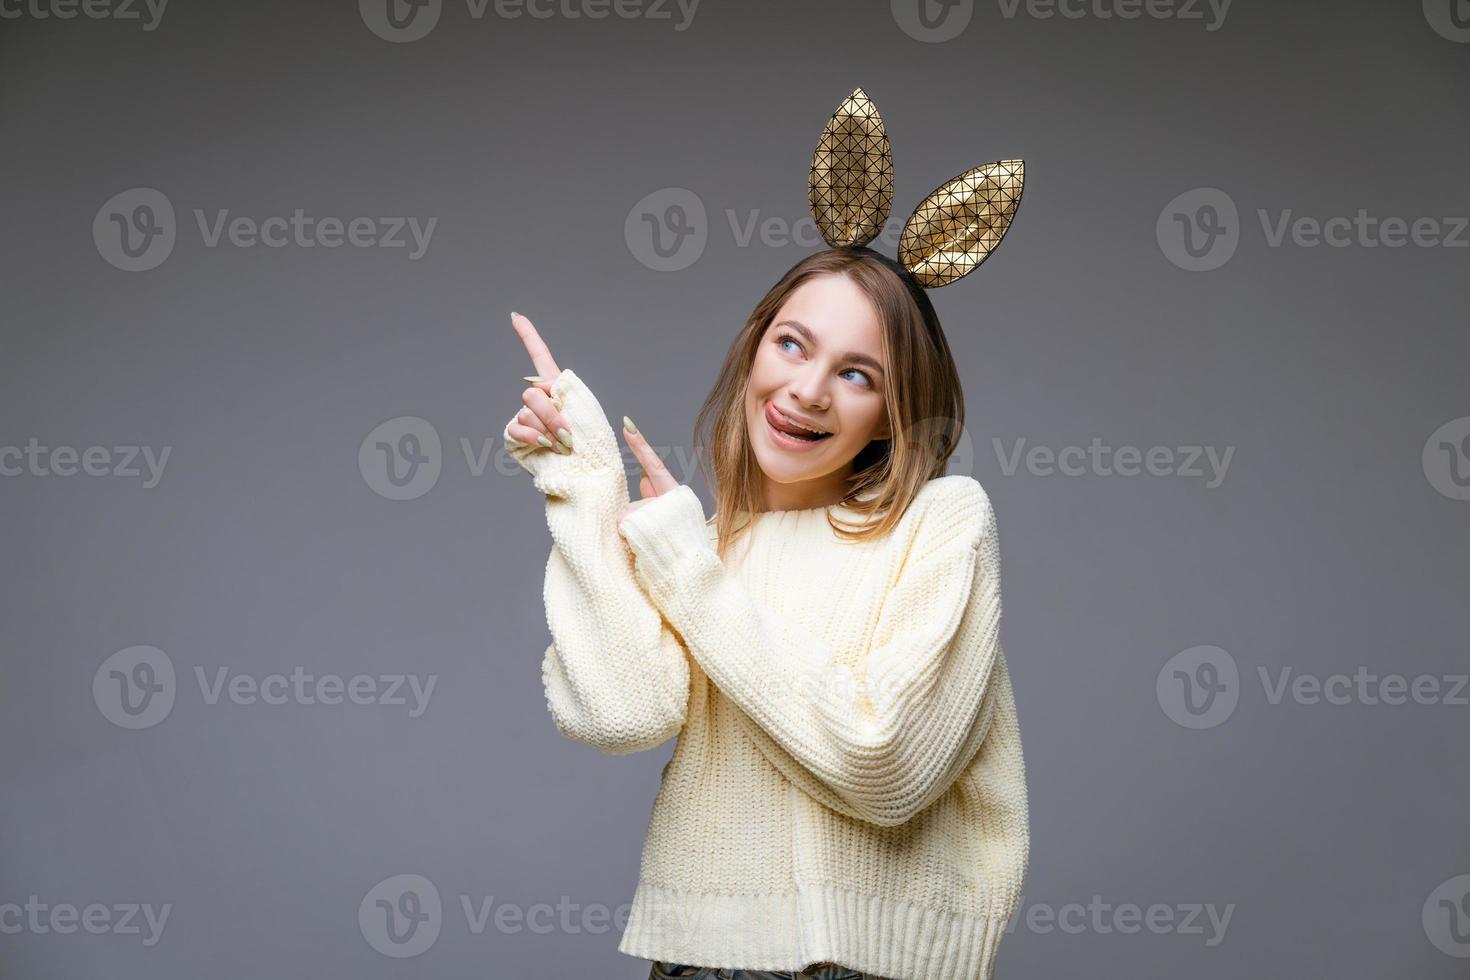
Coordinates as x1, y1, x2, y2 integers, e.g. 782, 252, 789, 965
505, 312, 574, 454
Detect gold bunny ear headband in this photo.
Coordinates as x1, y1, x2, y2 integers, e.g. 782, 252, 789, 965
808, 86, 1024, 288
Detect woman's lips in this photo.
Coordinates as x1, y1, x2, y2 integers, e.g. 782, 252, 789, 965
764, 402, 830, 451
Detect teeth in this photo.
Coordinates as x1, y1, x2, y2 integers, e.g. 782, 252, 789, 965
776, 408, 826, 435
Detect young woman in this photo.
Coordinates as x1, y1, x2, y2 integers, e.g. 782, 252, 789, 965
501, 245, 1030, 980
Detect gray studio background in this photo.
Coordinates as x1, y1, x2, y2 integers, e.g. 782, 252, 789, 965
2, 0, 1468, 977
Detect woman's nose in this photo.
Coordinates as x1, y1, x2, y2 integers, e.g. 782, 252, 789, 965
787, 368, 829, 409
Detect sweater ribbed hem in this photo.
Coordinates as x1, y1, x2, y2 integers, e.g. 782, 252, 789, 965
616, 880, 1012, 980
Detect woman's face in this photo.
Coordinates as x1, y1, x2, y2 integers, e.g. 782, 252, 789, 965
744, 273, 892, 511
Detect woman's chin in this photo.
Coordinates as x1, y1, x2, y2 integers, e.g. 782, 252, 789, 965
754, 449, 830, 485
753, 451, 797, 480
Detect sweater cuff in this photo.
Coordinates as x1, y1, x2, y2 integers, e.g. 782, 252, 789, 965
502, 367, 625, 497
618, 484, 712, 595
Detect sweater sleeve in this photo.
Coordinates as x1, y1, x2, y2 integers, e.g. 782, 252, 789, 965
616, 478, 1003, 827
502, 368, 691, 755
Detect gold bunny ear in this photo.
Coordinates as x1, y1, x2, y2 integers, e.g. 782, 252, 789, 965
809, 87, 894, 249
899, 159, 1024, 287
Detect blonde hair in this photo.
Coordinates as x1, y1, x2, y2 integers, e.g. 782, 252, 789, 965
693, 246, 966, 560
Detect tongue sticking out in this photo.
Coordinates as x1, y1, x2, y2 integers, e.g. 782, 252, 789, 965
771, 414, 831, 440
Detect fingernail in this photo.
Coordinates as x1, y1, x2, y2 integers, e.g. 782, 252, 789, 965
523, 375, 543, 382
556, 427, 573, 449
536, 434, 553, 449
623, 415, 638, 434
510, 311, 519, 321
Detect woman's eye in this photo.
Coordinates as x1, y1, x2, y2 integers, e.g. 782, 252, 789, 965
776, 333, 873, 388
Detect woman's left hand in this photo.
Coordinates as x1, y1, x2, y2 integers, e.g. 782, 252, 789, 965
618, 417, 682, 526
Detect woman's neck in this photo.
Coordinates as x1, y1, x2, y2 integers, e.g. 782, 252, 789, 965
757, 468, 855, 513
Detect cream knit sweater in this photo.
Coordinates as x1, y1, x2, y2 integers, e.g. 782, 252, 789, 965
503, 369, 1030, 980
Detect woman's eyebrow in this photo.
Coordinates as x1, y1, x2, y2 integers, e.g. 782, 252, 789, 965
778, 320, 886, 376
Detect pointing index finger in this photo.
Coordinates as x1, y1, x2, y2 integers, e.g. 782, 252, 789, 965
622, 418, 679, 495
510, 312, 561, 383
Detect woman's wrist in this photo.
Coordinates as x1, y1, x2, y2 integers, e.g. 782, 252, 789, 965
618, 484, 713, 597
504, 367, 627, 487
